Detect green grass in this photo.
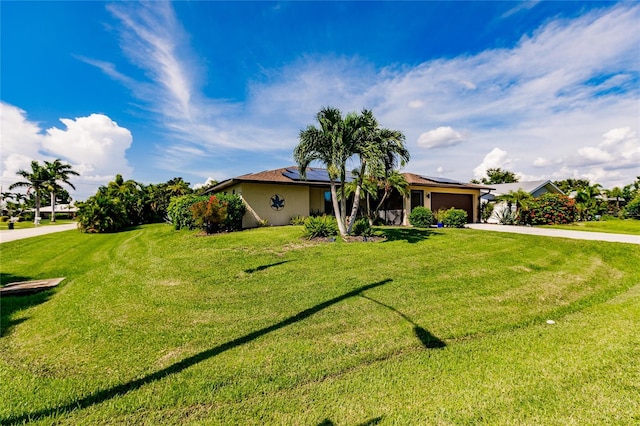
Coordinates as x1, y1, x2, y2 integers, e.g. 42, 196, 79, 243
540, 217, 640, 235
1, 224, 639, 425
0, 218, 75, 230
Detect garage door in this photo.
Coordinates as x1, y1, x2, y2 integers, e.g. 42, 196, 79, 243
431, 193, 473, 223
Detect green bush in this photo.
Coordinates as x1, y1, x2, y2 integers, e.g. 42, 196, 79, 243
76, 195, 128, 233
290, 215, 307, 226
216, 193, 246, 231
167, 194, 208, 230
302, 215, 339, 239
523, 193, 577, 225
352, 217, 374, 237
190, 195, 228, 234
409, 207, 433, 228
624, 195, 640, 219
481, 203, 494, 223
443, 208, 467, 228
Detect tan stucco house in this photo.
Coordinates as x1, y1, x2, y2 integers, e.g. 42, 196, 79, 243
209, 166, 493, 228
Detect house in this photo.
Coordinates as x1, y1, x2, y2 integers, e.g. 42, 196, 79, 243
209, 166, 493, 228
480, 180, 564, 223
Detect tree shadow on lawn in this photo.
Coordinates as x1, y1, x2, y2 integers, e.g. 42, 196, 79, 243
360, 295, 446, 349
4, 279, 394, 424
244, 260, 292, 274
318, 416, 383, 426
381, 228, 441, 244
1, 273, 54, 338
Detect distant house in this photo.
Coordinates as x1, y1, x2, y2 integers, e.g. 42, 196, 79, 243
209, 166, 493, 228
481, 180, 564, 223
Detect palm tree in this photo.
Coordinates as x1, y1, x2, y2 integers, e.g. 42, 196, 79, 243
346, 117, 408, 234
295, 107, 351, 236
496, 189, 533, 224
9, 161, 50, 223
44, 159, 79, 222
166, 177, 192, 197
372, 170, 410, 224
575, 183, 602, 220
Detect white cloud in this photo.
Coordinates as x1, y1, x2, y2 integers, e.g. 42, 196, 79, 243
85, 3, 639, 188
0, 103, 133, 200
417, 126, 466, 149
473, 148, 513, 179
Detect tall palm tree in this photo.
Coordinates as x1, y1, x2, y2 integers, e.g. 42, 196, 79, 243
44, 159, 79, 222
295, 107, 351, 236
9, 161, 50, 223
166, 177, 192, 197
346, 111, 408, 234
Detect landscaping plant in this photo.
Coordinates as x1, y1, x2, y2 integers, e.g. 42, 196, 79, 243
302, 215, 339, 238
190, 195, 228, 234
442, 208, 467, 228
408, 206, 433, 228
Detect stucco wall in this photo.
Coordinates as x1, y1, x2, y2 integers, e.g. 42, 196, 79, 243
235, 183, 311, 227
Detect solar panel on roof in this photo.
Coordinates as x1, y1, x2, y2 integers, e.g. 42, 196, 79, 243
282, 167, 355, 183
422, 176, 463, 185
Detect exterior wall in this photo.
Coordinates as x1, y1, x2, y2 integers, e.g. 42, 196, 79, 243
234, 183, 311, 227
405, 186, 481, 224
309, 187, 328, 215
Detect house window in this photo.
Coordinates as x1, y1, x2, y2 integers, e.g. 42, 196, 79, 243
411, 190, 424, 210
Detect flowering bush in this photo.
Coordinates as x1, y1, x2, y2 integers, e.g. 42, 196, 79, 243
523, 193, 577, 225
190, 195, 228, 234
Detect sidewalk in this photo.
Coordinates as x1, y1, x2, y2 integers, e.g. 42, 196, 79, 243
466, 223, 640, 245
0, 223, 78, 244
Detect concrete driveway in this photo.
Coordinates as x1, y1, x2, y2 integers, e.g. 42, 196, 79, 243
0, 223, 78, 244
466, 223, 640, 245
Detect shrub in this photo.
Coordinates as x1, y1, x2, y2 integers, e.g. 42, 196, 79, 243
481, 203, 494, 223
216, 193, 246, 231
523, 193, 577, 225
190, 195, 228, 234
76, 195, 128, 233
290, 215, 307, 226
302, 215, 338, 239
496, 207, 516, 225
443, 208, 467, 228
352, 217, 374, 237
409, 207, 433, 228
624, 195, 640, 219
167, 194, 208, 230
434, 209, 447, 224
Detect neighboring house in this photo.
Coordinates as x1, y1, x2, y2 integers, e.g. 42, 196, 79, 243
31, 203, 78, 218
481, 180, 564, 223
209, 166, 492, 228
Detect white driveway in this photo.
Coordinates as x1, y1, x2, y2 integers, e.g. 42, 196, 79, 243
466, 223, 640, 245
0, 223, 79, 244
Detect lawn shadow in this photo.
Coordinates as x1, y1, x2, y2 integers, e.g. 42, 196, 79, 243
3, 279, 393, 424
381, 227, 441, 244
0, 273, 32, 286
1, 275, 54, 337
360, 295, 446, 350
318, 417, 383, 426
244, 260, 292, 274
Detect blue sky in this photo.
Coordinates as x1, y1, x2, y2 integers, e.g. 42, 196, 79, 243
2, 1, 638, 199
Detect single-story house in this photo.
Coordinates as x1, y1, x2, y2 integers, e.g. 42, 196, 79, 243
480, 180, 564, 223
208, 166, 493, 228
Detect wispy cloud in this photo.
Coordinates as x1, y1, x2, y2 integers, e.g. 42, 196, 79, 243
91, 2, 639, 188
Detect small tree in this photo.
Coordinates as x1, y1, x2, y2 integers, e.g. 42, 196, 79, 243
190, 195, 228, 234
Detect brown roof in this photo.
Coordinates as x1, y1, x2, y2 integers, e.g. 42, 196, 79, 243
403, 173, 494, 190
210, 166, 494, 193
209, 166, 331, 192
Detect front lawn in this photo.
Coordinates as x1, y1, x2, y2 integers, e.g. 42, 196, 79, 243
540, 217, 640, 235
1, 224, 638, 424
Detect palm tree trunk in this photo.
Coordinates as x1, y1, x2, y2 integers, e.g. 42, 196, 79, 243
346, 162, 367, 235
50, 191, 56, 222
330, 181, 347, 236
